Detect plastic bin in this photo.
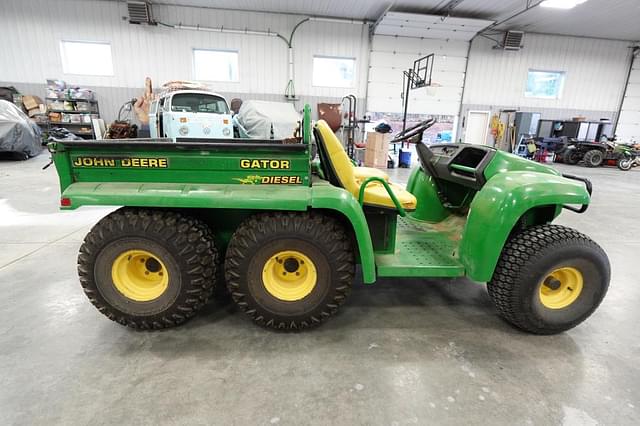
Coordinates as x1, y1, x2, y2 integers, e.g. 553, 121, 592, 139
399, 149, 412, 168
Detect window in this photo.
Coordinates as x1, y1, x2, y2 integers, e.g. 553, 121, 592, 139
59, 41, 113, 76
170, 93, 229, 114
312, 56, 355, 88
193, 49, 239, 82
525, 70, 566, 99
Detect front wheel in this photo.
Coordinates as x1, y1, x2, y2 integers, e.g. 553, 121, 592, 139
618, 158, 633, 171
487, 224, 610, 334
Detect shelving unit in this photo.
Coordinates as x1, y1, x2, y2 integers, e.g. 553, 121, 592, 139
45, 97, 100, 139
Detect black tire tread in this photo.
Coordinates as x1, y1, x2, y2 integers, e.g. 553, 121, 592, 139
487, 224, 608, 334
583, 149, 603, 167
225, 212, 354, 331
78, 208, 218, 330
563, 149, 579, 165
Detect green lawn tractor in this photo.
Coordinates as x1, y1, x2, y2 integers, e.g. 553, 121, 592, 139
49, 105, 610, 334
562, 140, 624, 168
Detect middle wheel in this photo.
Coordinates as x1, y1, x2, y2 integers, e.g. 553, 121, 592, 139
225, 212, 355, 330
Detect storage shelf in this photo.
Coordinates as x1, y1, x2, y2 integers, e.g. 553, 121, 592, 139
50, 122, 93, 126
48, 109, 96, 114
45, 89, 99, 140
45, 97, 97, 103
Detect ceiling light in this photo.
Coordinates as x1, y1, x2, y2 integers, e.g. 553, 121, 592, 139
540, 0, 587, 9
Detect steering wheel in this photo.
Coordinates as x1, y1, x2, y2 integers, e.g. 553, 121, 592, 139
391, 118, 437, 143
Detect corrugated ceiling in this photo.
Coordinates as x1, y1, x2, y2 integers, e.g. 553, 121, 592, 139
142, 0, 640, 41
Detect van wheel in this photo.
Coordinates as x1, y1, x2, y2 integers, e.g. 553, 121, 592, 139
225, 212, 354, 331
487, 224, 610, 334
78, 208, 218, 329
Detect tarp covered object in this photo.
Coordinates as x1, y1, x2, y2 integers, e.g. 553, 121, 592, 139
234, 100, 299, 140
0, 100, 43, 158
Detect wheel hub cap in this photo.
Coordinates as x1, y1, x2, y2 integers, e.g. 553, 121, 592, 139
111, 249, 169, 302
539, 267, 584, 309
262, 250, 317, 301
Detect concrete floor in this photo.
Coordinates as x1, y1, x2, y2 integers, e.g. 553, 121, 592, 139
1, 152, 639, 426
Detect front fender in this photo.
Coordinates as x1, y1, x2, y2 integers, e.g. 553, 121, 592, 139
460, 171, 590, 282
310, 183, 376, 284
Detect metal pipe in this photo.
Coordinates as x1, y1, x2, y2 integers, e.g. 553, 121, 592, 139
456, 36, 475, 142
163, 22, 289, 45
308, 16, 366, 25
289, 18, 310, 46
613, 46, 640, 136
361, 23, 373, 112
401, 70, 412, 133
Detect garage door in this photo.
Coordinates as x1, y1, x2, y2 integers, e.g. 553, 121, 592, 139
616, 56, 640, 143
365, 13, 493, 116
366, 35, 469, 116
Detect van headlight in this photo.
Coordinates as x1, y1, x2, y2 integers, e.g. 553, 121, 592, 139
223, 127, 231, 136
179, 126, 189, 136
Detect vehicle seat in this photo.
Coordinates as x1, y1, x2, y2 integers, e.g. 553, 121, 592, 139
314, 120, 417, 211
354, 166, 389, 184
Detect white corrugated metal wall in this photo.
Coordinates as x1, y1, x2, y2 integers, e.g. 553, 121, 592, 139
616, 53, 640, 143
459, 34, 632, 142
1, 0, 636, 130
366, 35, 468, 116
1, 0, 369, 122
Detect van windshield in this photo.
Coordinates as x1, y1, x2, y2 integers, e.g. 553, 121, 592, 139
170, 93, 230, 114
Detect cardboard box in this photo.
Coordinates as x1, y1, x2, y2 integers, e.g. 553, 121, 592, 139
48, 112, 61, 123
366, 132, 389, 151
364, 132, 390, 168
28, 105, 46, 117
22, 95, 43, 111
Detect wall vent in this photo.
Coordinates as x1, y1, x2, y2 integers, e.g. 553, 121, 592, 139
127, 1, 155, 25
503, 31, 524, 50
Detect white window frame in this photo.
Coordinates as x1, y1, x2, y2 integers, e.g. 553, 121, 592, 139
525, 69, 566, 99
193, 48, 240, 83
59, 40, 114, 76
312, 55, 356, 88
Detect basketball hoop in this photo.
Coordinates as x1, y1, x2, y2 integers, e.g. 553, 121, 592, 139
401, 54, 435, 133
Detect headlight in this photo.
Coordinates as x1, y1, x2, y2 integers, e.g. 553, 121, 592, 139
223, 127, 231, 136
179, 126, 189, 136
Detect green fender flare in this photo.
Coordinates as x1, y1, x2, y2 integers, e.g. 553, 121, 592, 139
310, 184, 376, 284
459, 171, 591, 282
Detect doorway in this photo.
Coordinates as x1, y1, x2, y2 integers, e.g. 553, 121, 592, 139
465, 110, 490, 145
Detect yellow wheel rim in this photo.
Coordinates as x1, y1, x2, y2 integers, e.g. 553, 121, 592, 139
539, 266, 584, 309
262, 250, 317, 301
111, 249, 169, 302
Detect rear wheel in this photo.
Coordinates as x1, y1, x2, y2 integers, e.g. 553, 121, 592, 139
78, 208, 218, 329
583, 149, 604, 167
562, 149, 580, 165
487, 224, 610, 334
225, 212, 354, 330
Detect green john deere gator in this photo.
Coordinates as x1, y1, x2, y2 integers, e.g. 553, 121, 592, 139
50, 105, 610, 334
